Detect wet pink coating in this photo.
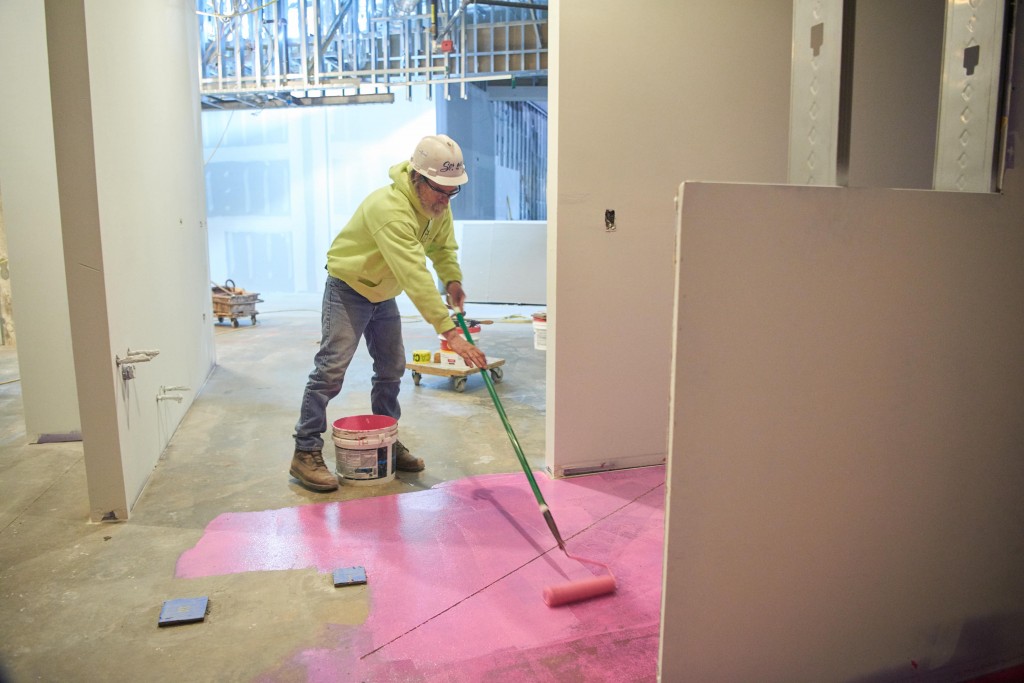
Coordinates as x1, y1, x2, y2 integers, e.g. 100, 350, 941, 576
332, 414, 398, 432
176, 466, 666, 681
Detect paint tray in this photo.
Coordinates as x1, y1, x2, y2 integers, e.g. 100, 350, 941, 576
332, 566, 367, 587
158, 596, 209, 627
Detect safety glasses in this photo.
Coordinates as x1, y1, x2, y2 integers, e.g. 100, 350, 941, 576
422, 177, 461, 198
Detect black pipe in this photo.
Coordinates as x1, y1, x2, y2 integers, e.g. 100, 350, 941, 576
470, 0, 548, 10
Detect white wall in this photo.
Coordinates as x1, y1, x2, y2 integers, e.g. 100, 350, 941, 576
40, 0, 214, 520
546, 1, 793, 475
663, 178, 1024, 682
0, 0, 80, 438
456, 220, 546, 305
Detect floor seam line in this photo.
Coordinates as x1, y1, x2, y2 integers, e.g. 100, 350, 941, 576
358, 548, 556, 661
561, 481, 666, 542
358, 479, 665, 661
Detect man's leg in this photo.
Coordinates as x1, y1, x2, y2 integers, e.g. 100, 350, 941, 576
364, 297, 404, 420
364, 299, 423, 471
291, 277, 373, 490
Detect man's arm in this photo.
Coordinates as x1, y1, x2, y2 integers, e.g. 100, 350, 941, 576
439, 290, 487, 368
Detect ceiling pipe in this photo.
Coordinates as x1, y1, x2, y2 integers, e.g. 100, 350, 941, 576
469, 0, 548, 10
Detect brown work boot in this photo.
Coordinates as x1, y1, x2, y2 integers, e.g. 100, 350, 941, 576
289, 449, 338, 491
394, 441, 425, 472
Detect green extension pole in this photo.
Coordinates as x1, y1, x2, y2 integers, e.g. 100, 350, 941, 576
455, 311, 566, 550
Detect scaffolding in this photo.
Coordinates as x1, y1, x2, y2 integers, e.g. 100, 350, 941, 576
196, 0, 548, 108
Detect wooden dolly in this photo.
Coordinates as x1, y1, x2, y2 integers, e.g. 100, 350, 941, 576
406, 358, 505, 393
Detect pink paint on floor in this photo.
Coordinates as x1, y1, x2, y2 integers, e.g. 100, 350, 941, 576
176, 466, 666, 682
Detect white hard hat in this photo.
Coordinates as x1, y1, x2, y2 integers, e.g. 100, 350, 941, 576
410, 134, 469, 186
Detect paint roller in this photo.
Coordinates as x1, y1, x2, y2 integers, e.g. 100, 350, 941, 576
455, 312, 617, 607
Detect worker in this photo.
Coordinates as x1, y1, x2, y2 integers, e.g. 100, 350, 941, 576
290, 134, 487, 492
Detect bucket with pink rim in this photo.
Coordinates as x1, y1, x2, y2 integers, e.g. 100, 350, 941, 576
331, 414, 398, 486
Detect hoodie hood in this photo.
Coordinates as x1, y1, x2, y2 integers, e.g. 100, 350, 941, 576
389, 160, 432, 219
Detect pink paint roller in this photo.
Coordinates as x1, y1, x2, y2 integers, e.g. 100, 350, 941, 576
455, 312, 617, 607
541, 549, 617, 607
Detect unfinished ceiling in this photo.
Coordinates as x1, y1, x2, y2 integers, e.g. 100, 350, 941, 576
197, 0, 548, 109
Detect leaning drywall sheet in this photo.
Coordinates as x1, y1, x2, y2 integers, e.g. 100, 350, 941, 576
661, 181, 1024, 682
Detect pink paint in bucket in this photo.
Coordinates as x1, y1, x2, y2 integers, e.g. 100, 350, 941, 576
331, 415, 398, 486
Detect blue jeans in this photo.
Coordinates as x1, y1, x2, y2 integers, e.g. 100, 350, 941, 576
294, 276, 405, 452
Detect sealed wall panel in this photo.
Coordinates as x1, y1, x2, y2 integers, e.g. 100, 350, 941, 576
661, 180, 1024, 681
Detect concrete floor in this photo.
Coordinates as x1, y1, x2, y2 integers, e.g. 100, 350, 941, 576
0, 295, 667, 682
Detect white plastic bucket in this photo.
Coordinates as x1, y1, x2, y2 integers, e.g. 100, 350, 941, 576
331, 414, 398, 486
532, 313, 547, 351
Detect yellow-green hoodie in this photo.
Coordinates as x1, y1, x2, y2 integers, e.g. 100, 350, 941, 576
326, 160, 462, 335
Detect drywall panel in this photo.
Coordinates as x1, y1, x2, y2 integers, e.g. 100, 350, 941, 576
83, 0, 215, 514
44, 0, 214, 520
0, 0, 81, 438
547, 1, 792, 476
45, 0, 124, 520
662, 180, 1024, 681
456, 220, 546, 305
